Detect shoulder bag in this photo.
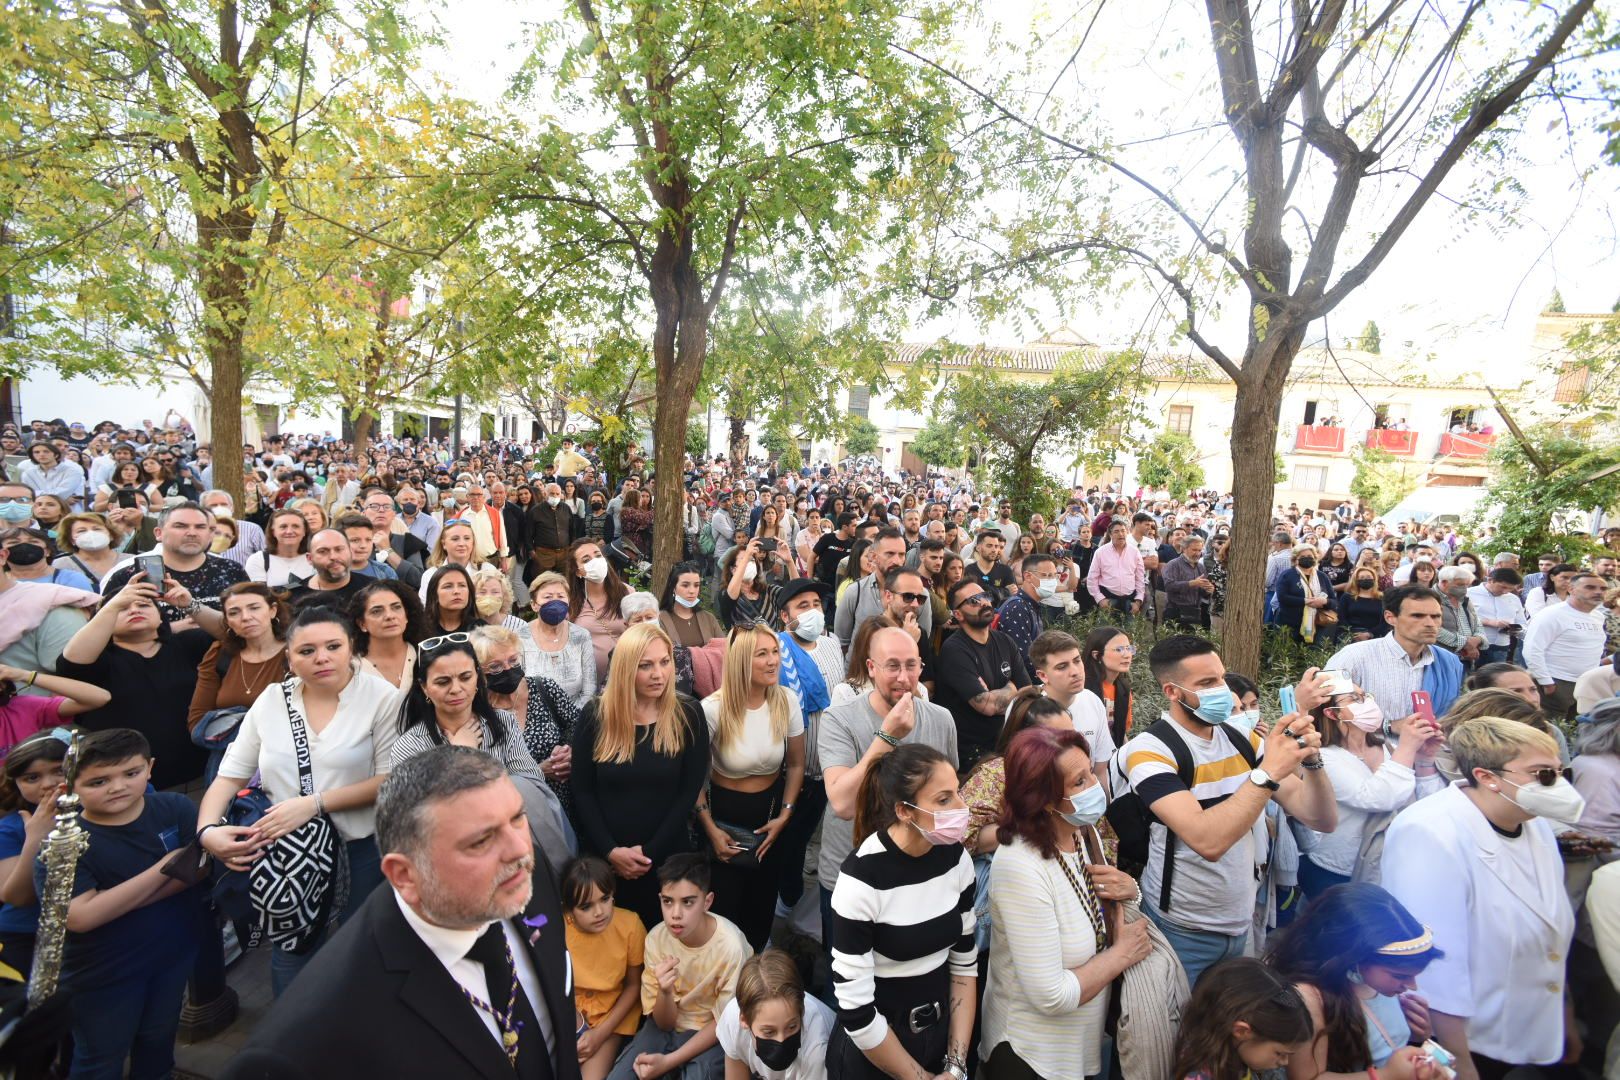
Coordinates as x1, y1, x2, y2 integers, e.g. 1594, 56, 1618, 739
235, 680, 349, 954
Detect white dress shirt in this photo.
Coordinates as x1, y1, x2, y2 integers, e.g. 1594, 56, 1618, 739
394, 892, 556, 1057
1467, 584, 1527, 648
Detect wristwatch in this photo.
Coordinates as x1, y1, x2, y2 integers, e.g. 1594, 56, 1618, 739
1248, 767, 1280, 791
182, 598, 203, 616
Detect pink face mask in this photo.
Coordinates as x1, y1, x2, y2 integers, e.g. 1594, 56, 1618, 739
904, 803, 970, 846
1341, 698, 1384, 733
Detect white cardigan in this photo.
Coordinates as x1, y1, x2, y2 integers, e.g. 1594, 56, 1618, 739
981, 835, 1109, 1080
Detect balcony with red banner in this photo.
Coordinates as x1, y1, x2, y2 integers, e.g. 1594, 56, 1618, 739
1437, 432, 1495, 459
1294, 424, 1347, 453
1365, 428, 1418, 456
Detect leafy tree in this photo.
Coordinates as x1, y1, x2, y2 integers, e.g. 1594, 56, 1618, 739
1357, 321, 1382, 355
0, 0, 416, 506
905, 0, 1602, 676
844, 418, 881, 459
1275, 451, 1289, 487
935, 353, 1147, 518
1474, 425, 1620, 562
1350, 445, 1422, 515
1548, 289, 1568, 314
685, 423, 709, 462
909, 418, 965, 470
263, 83, 500, 460
1139, 432, 1206, 499
497, 0, 962, 588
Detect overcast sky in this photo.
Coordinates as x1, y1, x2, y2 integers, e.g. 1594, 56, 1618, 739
420, 0, 1619, 382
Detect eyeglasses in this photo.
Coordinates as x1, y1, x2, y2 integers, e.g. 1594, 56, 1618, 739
419, 632, 471, 652
875, 660, 924, 675
957, 593, 993, 608
483, 659, 522, 676
1108, 644, 1136, 655
0, 497, 28, 506
1501, 765, 1561, 787
891, 591, 928, 605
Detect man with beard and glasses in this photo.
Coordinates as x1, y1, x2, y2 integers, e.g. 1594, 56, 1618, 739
934, 579, 1031, 772
224, 746, 581, 1080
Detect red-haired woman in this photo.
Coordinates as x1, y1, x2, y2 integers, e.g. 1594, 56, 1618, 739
980, 726, 1154, 1080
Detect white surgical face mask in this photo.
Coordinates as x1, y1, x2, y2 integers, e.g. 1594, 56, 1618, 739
582, 556, 609, 583
74, 529, 111, 552
743, 561, 758, 583
208, 504, 231, 519
792, 608, 825, 641
546, 496, 561, 508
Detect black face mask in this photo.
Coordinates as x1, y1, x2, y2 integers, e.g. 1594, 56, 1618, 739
485, 666, 525, 695
1298, 558, 1315, 569
5, 544, 46, 567
752, 1030, 801, 1071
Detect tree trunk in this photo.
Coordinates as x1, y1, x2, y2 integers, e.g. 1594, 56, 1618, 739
352, 410, 374, 463
1221, 331, 1306, 678
210, 335, 245, 512
727, 415, 749, 475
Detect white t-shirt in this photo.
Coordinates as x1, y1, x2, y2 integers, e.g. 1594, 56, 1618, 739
716, 994, 833, 1080
218, 669, 402, 840
702, 693, 804, 779
246, 551, 314, 589
1064, 692, 1115, 765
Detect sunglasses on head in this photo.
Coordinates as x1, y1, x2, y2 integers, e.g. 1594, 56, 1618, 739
419, 632, 472, 653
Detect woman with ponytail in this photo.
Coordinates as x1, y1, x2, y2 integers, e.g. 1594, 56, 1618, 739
826, 742, 977, 1080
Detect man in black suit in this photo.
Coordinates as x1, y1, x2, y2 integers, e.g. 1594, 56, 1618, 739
222, 747, 582, 1080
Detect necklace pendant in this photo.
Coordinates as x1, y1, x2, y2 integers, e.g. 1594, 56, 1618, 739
503, 1029, 518, 1049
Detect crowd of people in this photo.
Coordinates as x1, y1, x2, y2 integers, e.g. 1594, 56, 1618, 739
0, 413, 1617, 1080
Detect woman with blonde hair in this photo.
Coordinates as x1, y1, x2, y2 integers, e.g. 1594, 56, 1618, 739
286, 496, 327, 537
570, 622, 709, 928
525, 570, 597, 710
698, 623, 805, 950
470, 566, 527, 633
418, 518, 494, 601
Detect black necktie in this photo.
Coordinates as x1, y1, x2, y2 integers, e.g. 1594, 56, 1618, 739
465, 922, 553, 1080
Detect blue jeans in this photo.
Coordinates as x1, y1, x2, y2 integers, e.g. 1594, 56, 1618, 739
69, 951, 195, 1080
270, 835, 384, 996
605, 1023, 725, 1080
1143, 903, 1246, 987
1479, 643, 1513, 667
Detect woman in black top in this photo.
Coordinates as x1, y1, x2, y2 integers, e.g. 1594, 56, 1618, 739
1336, 566, 1387, 641
1321, 542, 1354, 593
423, 564, 477, 636
569, 622, 709, 929
55, 575, 215, 788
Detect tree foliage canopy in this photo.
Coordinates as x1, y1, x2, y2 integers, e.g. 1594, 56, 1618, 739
1139, 432, 1207, 500
1474, 425, 1620, 561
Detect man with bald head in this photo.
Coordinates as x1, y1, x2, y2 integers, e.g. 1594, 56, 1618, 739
286, 528, 368, 610
814, 625, 959, 936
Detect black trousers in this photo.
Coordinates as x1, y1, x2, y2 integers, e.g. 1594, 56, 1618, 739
828, 967, 950, 1079
708, 779, 783, 953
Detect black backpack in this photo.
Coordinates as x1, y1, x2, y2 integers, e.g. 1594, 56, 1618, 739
1105, 717, 1258, 913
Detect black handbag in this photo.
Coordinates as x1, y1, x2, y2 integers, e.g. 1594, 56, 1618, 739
709, 818, 765, 869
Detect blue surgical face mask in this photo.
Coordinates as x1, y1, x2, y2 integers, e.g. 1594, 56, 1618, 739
1171, 682, 1235, 727
0, 503, 33, 524
1057, 782, 1107, 827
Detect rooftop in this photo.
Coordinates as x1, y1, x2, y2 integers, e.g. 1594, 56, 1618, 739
887, 328, 1490, 392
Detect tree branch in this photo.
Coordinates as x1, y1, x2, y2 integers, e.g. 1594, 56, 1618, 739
1315, 0, 1597, 313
